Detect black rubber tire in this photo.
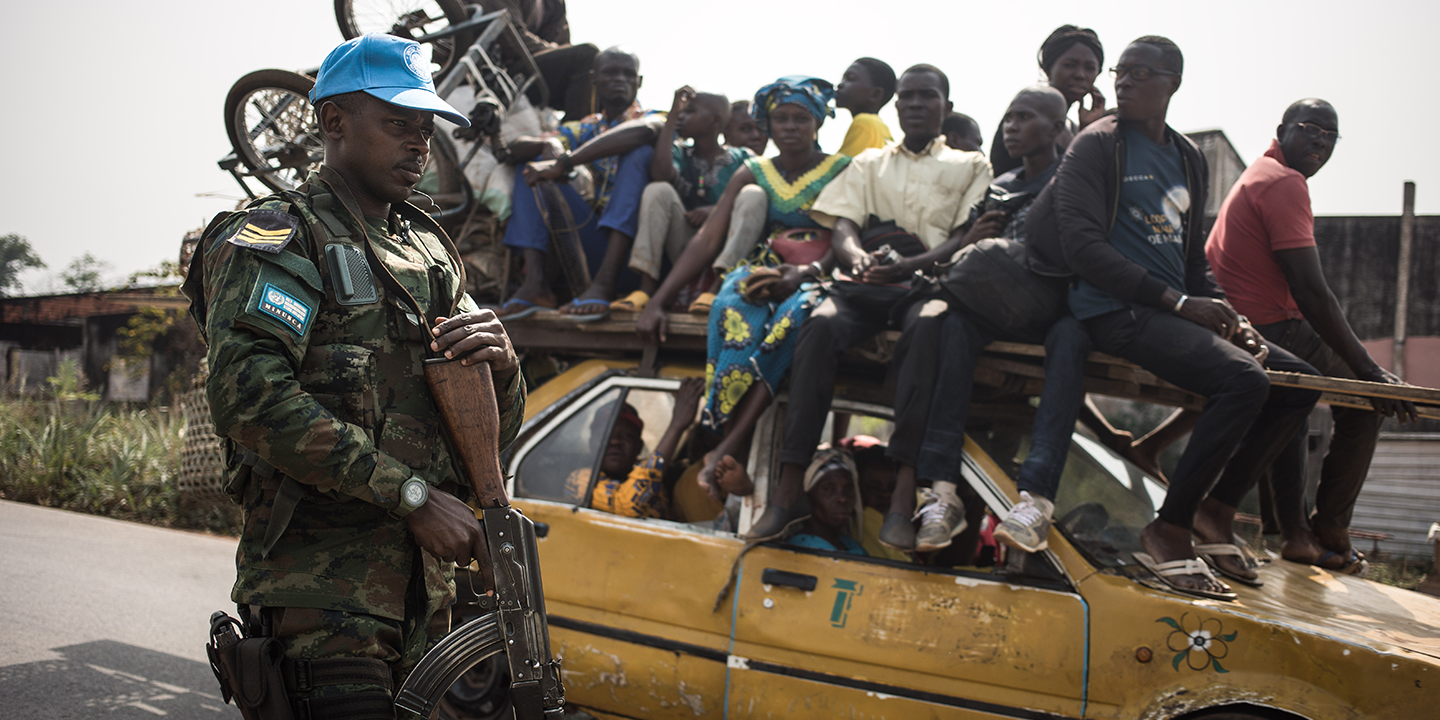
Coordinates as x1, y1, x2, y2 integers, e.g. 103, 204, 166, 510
436, 650, 512, 720
334, 0, 472, 80
223, 69, 321, 194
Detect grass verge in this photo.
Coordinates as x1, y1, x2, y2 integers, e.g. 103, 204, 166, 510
0, 375, 240, 535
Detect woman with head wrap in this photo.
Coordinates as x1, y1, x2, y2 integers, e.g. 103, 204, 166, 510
988, 25, 1106, 176
786, 448, 868, 555
638, 76, 852, 509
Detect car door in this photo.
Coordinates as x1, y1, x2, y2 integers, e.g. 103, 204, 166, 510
507, 370, 737, 719
724, 399, 1088, 719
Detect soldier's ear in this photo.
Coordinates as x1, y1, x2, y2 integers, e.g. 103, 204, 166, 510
319, 101, 346, 141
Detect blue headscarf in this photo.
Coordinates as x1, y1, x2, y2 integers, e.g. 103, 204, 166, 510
751, 75, 835, 135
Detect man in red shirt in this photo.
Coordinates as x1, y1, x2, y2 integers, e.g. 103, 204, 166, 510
1206, 98, 1416, 574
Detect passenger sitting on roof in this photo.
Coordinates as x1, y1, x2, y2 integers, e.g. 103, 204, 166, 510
914, 87, 1092, 557
637, 76, 852, 502
498, 47, 663, 321
988, 25, 1107, 177
565, 378, 704, 518
1026, 36, 1320, 599
835, 57, 896, 157
942, 112, 983, 153
1206, 98, 1417, 575
786, 448, 868, 555
745, 64, 992, 542
613, 87, 752, 312
725, 100, 769, 157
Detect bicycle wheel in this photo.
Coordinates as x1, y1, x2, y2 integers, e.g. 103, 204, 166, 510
335, 0, 472, 80
224, 69, 322, 194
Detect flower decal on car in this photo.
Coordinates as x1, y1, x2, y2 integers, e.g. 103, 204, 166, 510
1159, 613, 1235, 673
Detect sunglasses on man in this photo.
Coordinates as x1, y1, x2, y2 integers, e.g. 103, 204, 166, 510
1293, 121, 1341, 143
1108, 65, 1180, 81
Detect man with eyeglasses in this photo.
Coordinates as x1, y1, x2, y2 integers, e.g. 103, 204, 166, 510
1025, 36, 1320, 600
1206, 98, 1417, 576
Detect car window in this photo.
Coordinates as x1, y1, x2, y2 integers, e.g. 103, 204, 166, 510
968, 423, 1167, 570
515, 386, 622, 503
513, 381, 688, 512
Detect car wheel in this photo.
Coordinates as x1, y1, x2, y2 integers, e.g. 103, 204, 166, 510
436, 650, 511, 720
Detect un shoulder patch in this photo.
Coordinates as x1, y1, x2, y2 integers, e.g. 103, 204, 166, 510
257, 283, 313, 335
226, 209, 297, 254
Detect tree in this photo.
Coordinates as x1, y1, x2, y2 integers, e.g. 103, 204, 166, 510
0, 233, 45, 297
62, 253, 108, 293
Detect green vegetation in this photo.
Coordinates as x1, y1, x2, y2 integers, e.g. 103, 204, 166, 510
0, 232, 45, 297
0, 360, 239, 535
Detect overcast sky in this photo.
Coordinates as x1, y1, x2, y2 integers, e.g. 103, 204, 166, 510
1, 0, 1435, 294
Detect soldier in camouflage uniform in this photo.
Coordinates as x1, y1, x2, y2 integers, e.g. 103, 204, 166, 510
184, 35, 524, 719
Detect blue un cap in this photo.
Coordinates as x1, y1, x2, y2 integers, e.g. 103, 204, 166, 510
310, 34, 470, 127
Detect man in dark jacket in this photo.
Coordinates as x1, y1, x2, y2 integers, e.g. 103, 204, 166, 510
1028, 37, 1319, 599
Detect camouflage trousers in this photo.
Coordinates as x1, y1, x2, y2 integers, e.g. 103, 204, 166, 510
267, 561, 452, 718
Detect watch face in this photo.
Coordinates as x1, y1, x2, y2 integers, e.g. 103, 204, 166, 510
403, 481, 427, 506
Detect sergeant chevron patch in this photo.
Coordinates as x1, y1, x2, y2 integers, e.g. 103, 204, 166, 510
226, 209, 297, 254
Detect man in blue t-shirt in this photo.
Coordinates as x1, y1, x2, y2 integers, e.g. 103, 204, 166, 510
1036, 37, 1319, 601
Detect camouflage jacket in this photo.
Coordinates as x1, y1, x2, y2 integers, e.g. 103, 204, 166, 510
185, 166, 525, 621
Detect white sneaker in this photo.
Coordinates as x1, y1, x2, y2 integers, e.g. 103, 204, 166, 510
914, 491, 967, 552
994, 491, 1054, 553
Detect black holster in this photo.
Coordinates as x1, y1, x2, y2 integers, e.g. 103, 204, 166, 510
207, 609, 397, 720
208, 611, 295, 720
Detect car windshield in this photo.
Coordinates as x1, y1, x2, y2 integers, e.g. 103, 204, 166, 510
967, 423, 1168, 569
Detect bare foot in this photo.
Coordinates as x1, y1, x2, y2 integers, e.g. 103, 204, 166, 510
1140, 519, 1232, 595
1191, 498, 1254, 582
560, 283, 614, 316
714, 455, 754, 497
1281, 529, 1350, 570
1310, 519, 1358, 558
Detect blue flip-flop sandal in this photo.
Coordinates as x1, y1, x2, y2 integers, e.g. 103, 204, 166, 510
562, 298, 611, 323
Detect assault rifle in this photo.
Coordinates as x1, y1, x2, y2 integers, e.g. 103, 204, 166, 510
398, 359, 564, 719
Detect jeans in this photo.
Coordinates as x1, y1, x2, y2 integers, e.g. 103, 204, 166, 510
916, 312, 1092, 500
1085, 306, 1320, 528
1254, 318, 1384, 535
779, 282, 949, 469
502, 144, 655, 266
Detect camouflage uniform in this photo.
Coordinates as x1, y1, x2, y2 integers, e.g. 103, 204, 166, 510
185, 165, 525, 704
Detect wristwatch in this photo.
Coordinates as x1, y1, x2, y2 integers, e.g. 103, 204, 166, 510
392, 477, 430, 518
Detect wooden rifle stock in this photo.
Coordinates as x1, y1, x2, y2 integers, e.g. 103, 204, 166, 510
423, 358, 509, 508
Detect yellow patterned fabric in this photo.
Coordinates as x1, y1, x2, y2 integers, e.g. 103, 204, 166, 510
562, 452, 671, 519
745, 154, 851, 229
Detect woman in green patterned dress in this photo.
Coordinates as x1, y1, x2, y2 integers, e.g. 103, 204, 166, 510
637, 76, 852, 503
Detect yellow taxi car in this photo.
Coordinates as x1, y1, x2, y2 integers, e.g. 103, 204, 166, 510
453, 358, 1439, 720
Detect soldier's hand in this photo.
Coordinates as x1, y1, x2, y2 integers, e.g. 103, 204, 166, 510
432, 310, 519, 379
406, 488, 489, 568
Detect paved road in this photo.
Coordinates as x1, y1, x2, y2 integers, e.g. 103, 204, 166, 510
0, 500, 242, 718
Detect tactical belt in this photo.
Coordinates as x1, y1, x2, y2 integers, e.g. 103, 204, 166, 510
287, 659, 395, 720
293, 690, 395, 720
241, 450, 304, 559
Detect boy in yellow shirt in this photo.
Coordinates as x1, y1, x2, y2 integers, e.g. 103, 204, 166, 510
835, 57, 895, 156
